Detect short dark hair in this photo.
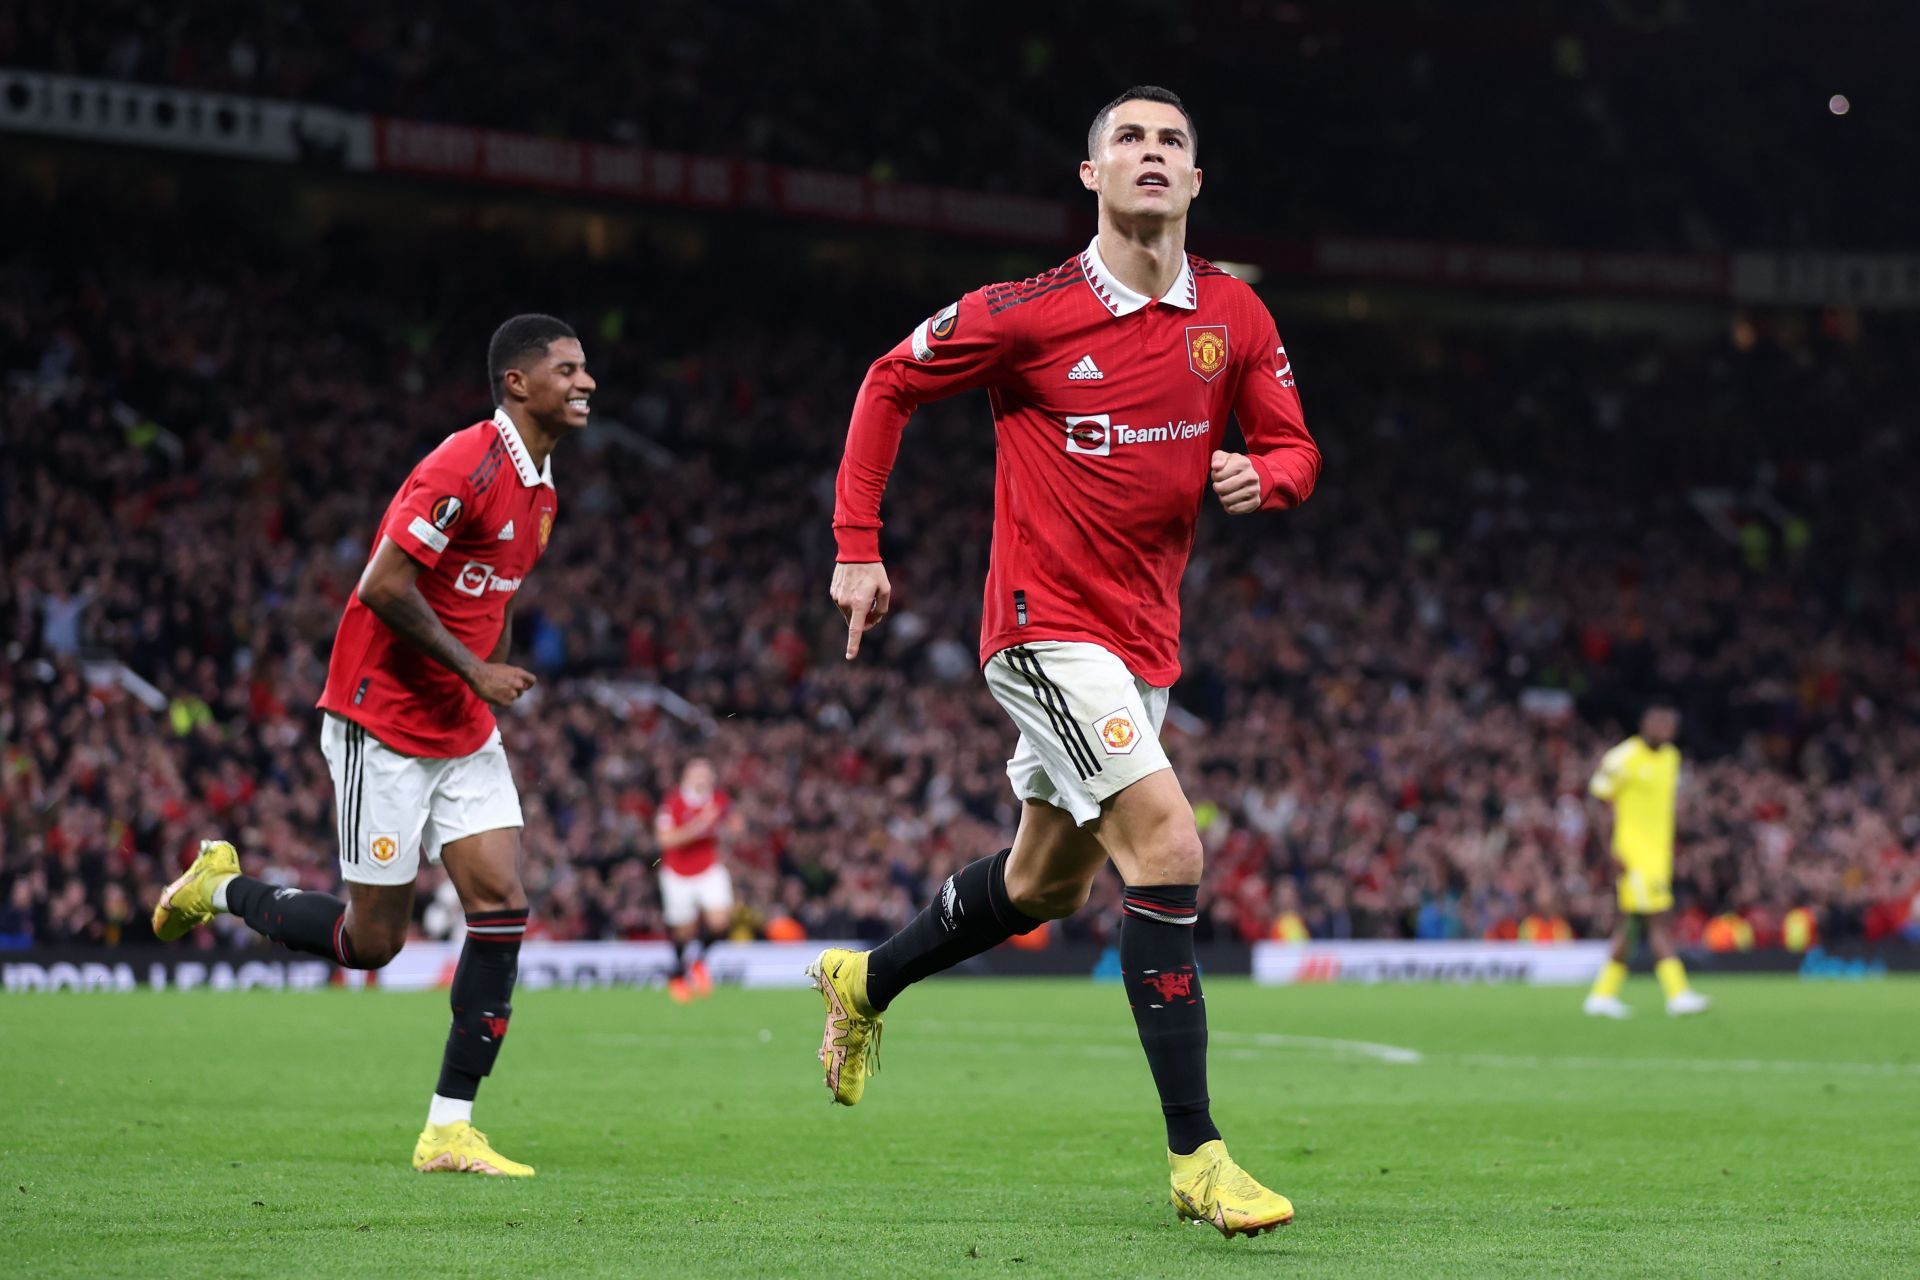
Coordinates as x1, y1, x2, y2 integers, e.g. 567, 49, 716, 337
488, 314, 578, 403
1087, 85, 1196, 160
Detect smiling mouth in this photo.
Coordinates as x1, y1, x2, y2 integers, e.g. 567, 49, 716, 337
567, 397, 591, 413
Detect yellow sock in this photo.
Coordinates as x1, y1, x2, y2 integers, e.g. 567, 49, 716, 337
1591, 960, 1627, 999
1656, 957, 1689, 1000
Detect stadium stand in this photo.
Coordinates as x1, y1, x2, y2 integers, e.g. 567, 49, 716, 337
5, 170, 1916, 955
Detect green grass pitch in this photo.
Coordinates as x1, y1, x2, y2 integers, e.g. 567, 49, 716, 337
4, 976, 1917, 1277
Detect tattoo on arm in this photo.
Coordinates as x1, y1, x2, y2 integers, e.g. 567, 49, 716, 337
367, 584, 480, 683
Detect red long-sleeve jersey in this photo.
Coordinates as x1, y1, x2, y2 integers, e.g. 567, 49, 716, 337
833, 237, 1320, 686
318, 410, 558, 756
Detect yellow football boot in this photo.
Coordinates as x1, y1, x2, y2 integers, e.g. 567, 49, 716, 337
412, 1121, 534, 1177
151, 839, 240, 942
1169, 1140, 1294, 1237
806, 948, 882, 1105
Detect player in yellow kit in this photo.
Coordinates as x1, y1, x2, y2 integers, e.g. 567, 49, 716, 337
1583, 705, 1709, 1017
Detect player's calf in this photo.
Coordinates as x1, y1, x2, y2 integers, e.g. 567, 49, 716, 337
429, 906, 528, 1122
151, 837, 401, 970
1121, 881, 1221, 1156
863, 848, 1042, 1011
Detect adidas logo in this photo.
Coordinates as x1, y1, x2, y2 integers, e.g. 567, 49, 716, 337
1068, 354, 1104, 381
497, 520, 516, 541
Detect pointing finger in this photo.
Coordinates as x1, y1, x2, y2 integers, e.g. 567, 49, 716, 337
845, 595, 871, 660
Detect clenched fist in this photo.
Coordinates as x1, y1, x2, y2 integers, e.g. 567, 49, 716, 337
1210, 450, 1262, 514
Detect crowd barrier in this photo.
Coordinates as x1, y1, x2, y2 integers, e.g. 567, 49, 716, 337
4, 940, 1911, 992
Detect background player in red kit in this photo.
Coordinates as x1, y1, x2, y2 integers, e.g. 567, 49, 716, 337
151, 314, 592, 1178
654, 756, 741, 1001
808, 87, 1320, 1236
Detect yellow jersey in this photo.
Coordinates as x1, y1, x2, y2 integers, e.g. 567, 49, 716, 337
1589, 736, 1679, 866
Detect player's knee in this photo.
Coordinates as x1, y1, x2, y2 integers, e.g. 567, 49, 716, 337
1134, 819, 1204, 885
350, 927, 406, 970
460, 877, 528, 916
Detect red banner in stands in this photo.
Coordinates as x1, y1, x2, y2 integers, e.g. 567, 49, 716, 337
371, 117, 1077, 242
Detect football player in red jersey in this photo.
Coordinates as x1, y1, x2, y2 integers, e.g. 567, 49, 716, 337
654, 757, 741, 1001
152, 315, 593, 1178
809, 87, 1319, 1235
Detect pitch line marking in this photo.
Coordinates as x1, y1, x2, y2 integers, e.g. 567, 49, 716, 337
584, 1028, 1920, 1078
916, 1022, 1920, 1077
917, 1020, 1424, 1065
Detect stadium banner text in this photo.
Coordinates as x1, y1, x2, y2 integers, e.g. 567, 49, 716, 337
26, 69, 1911, 305
10, 942, 1912, 992
1, 950, 333, 993
1253, 940, 1612, 986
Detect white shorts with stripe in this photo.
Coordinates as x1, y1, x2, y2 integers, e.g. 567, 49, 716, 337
319, 712, 524, 886
983, 641, 1172, 827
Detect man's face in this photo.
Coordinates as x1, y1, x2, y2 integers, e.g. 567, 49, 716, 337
683, 760, 715, 799
1080, 100, 1201, 220
508, 337, 595, 433
1643, 708, 1679, 745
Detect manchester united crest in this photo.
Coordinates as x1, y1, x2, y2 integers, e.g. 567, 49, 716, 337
538, 509, 554, 549
1186, 325, 1229, 383
1095, 708, 1140, 756
370, 833, 399, 865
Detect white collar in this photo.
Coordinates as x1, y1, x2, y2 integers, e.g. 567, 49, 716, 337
493, 408, 554, 488
1079, 235, 1198, 317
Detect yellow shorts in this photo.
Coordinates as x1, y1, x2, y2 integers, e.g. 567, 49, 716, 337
1617, 863, 1673, 915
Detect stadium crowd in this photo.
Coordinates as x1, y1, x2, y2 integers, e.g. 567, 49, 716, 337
7, 0, 1911, 250
3, 201, 1919, 958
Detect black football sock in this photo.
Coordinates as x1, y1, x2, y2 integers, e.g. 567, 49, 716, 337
1121, 883, 1221, 1155
864, 848, 1040, 1011
436, 909, 528, 1102
222, 875, 361, 968
669, 935, 691, 979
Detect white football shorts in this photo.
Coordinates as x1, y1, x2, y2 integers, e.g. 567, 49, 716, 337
659, 864, 735, 927
320, 713, 524, 886
983, 640, 1172, 826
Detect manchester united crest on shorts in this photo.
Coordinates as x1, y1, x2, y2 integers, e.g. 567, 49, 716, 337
1186, 325, 1228, 383
1095, 708, 1140, 755
370, 832, 399, 865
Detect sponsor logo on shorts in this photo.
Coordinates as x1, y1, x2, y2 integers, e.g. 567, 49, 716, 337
369, 832, 399, 865
1095, 708, 1139, 755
